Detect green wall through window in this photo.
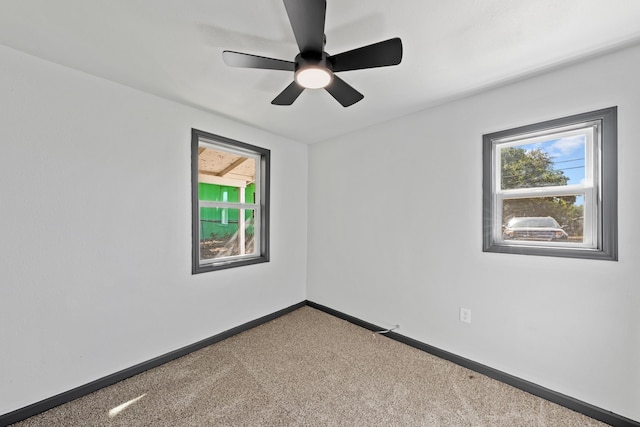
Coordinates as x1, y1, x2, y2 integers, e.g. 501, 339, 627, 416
198, 182, 256, 241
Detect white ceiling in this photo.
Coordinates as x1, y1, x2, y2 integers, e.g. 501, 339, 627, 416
2, 0, 640, 144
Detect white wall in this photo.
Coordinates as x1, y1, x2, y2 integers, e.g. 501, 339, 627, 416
308, 43, 640, 421
0, 45, 308, 414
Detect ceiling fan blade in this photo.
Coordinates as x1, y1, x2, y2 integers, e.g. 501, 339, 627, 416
272, 81, 305, 105
223, 51, 294, 71
283, 0, 326, 53
325, 75, 363, 107
330, 38, 403, 72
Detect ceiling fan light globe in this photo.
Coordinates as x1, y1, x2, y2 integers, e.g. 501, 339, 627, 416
295, 67, 333, 89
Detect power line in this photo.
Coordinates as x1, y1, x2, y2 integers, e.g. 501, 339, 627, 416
552, 157, 584, 164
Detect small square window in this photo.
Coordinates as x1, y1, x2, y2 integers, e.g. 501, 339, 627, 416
192, 129, 270, 273
483, 107, 617, 260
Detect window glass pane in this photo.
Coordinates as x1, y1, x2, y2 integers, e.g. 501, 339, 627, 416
502, 196, 584, 243
199, 208, 256, 261
197, 145, 258, 262
500, 135, 586, 190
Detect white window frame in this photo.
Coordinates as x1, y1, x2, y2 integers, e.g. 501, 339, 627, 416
192, 129, 270, 273
482, 107, 617, 260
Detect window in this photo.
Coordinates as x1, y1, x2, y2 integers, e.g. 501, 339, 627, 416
483, 107, 617, 260
192, 129, 270, 273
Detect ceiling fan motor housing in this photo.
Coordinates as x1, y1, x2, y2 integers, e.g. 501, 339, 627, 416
294, 51, 334, 88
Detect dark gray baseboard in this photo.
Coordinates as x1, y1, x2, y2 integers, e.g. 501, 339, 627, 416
305, 300, 640, 427
0, 301, 305, 427
3, 300, 638, 427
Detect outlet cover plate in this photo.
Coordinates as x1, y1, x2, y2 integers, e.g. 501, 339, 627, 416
460, 307, 471, 324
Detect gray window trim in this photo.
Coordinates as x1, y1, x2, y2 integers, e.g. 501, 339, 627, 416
191, 128, 270, 273
482, 107, 617, 261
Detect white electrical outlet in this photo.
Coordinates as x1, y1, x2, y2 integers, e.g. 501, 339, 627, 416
460, 307, 472, 324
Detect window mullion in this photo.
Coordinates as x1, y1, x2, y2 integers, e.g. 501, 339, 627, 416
200, 201, 258, 210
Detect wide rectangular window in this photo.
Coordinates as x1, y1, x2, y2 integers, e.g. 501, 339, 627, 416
192, 129, 270, 273
483, 107, 617, 260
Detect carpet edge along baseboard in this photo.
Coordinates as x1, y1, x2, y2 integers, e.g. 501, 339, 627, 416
2, 300, 638, 427
305, 300, 640, 427
0, 301, 305, 426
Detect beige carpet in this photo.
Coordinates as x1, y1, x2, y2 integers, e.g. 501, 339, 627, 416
11, 306, 608, 426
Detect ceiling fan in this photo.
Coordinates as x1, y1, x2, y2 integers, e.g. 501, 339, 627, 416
222, 0, 403, 107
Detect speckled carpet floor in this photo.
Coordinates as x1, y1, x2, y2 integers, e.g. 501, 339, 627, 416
11, 306, 608, 426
